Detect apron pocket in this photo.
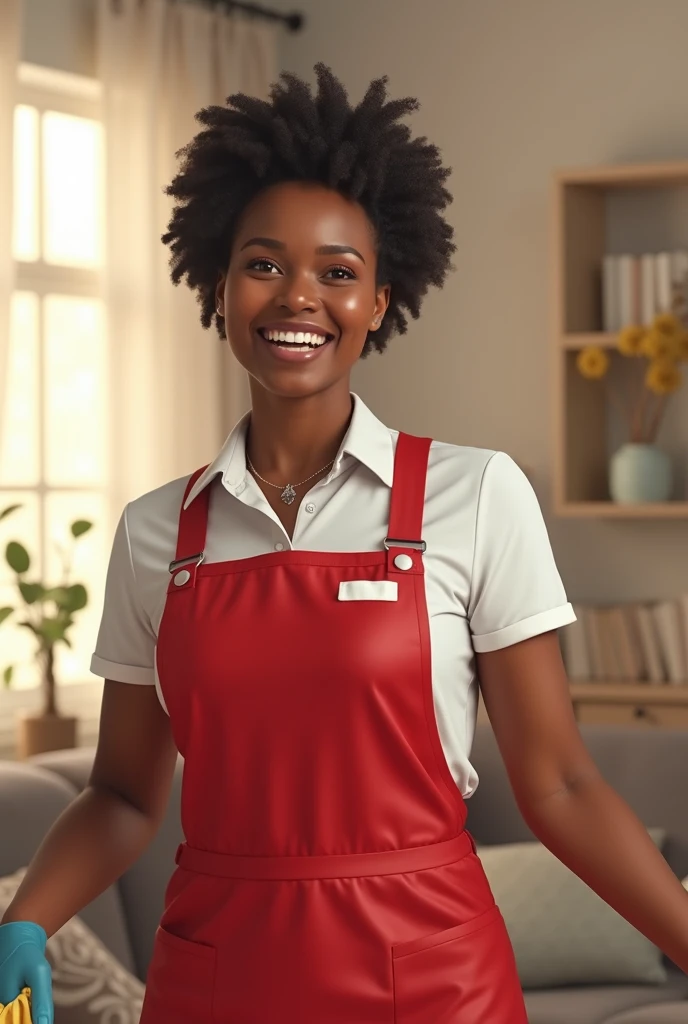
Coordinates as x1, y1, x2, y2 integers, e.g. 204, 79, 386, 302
144, 925, 217, 1020
392, 905, 519, 1024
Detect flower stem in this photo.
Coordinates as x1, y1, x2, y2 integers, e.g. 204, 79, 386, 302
631, 360, 649, 441
646, 393, 669, 443
606, 377, 632, 434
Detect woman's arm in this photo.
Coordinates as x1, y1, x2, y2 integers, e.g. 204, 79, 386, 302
1, 680, 178, 937
477, 630, 688, 975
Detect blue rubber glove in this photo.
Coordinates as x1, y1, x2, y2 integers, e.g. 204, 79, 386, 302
0, 921, 52, 1024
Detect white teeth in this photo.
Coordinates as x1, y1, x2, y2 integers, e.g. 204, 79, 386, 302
263, 329, 328, 346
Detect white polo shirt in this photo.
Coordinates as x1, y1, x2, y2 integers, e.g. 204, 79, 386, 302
90, 393, 575, 798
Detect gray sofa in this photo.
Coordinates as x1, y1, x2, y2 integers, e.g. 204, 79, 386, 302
0, 722, 686, 1023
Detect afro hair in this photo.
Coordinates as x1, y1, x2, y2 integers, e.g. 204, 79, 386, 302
161, 62, 455, 357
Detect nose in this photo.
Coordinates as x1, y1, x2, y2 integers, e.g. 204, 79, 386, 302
275, 270, 321, 314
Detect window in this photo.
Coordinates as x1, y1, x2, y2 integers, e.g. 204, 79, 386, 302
0, 63, 109, 693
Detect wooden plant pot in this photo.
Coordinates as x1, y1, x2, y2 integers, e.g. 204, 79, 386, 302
16, 713, 78, 759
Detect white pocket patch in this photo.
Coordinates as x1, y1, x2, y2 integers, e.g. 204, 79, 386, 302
338, 580, 398, 602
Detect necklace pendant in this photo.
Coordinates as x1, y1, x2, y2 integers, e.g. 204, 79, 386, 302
280, 484, 297, 505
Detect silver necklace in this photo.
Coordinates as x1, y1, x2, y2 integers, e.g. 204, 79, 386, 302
246, 453, 335, 505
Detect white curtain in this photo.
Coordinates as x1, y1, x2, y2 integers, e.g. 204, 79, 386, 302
0, 0, 22, 451
97, 0, 276, 512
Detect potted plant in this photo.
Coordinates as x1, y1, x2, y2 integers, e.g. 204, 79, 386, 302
0, 503, 93, 758
576, 283, 688, 502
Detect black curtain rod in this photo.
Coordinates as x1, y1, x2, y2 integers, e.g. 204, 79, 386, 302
176, 0, 304, 31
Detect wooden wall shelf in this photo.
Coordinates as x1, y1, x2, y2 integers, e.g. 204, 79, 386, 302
478, 682, 688, 730
569, 681, 688, 728
557, 502, 688, 518
551, 160, 688, 517
562, 332, 617, 350
569, 682, 688, 704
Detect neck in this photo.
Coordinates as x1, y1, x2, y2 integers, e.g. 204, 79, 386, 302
245, 383, 354, 482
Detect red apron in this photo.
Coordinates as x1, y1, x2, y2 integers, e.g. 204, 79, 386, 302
139, 432, 528, 1023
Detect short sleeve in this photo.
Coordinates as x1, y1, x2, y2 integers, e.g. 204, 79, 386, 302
467, 452, 576, 653
89, 505, 157, 684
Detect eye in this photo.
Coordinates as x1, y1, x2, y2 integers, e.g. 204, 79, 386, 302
324, 265, 356, 280
247, 258, 281, 273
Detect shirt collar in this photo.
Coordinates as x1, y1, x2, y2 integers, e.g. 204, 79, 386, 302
183, 392, 395, 510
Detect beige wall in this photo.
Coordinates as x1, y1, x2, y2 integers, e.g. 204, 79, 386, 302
22, 0, 96, 77
22, 0, 688, 605
274, 0, 688, 604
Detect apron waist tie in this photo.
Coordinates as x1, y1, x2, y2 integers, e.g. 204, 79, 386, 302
174, 831, 475, 880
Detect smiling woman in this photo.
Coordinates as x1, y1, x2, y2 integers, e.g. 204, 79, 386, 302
9, 61, 687, 1024
221, 181, 387, 386
161, 62, 455, 358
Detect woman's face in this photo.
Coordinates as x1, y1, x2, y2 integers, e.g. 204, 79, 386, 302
216, 181, 390, 400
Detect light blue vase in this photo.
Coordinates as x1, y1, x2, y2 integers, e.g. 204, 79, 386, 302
609, 443, 672, 503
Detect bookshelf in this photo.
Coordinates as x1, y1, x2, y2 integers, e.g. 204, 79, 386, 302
477, 682, 688, 730
552, 160, 688, 517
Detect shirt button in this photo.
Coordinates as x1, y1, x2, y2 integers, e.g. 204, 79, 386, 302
235, 480, 246, 495
305, 502, 316, 513
274, 542, 284, 551
394, 553, 413, 571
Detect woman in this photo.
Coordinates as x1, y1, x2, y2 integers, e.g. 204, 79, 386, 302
1, 63, 687, 1024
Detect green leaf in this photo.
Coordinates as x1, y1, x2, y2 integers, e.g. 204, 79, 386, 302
19, 582, 44, 605
40, 619, 66, 643
0, 607, 13, 627
70, 520, 93, 538
63, 584, 87, 612
17, 620, 39, 636
2, 666, 14, 687
6, 541, 30, 574
43, 586, 70, 607
0, 504, 22, 522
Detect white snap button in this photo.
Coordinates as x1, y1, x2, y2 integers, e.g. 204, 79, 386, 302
274, 542, 284, 551
174, 569, 191, 586
393, 553, 413, 571
305, 502, 316, 513
236, 480, 246, 495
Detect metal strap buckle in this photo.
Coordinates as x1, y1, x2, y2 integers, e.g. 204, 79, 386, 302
168, 551, 205, 574
383, 537, 427, 552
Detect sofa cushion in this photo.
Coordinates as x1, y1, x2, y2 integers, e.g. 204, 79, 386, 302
604, 1003, 688, 1023
0, 759, 134, 974
525, 971, 688, 1024
0, 868, 144, 1023
477, 830, 667, 988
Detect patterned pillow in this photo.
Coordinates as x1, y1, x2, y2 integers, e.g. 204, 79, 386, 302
476, 829, 668, 989
0, 868, 144, 1024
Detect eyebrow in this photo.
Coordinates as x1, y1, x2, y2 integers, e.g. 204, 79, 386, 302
239, 237, 366, 264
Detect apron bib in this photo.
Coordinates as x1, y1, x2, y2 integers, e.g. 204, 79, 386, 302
139, 432, 528, 1023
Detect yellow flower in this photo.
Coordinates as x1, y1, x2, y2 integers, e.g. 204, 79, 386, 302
576, 346, 610, 379
642, 313, 684, 360
652, 312, 683, 335
645, 358, 683, 395
617, 325, 645, 356
677, 330, 688, 361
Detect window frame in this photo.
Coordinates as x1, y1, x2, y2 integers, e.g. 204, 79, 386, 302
0, 62, 107, 750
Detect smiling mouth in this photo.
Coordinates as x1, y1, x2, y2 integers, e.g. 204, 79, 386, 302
257, 328, 335, 350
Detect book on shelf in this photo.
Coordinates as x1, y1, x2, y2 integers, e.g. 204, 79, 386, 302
560, 596, 688, 685
601, 250, 688, 332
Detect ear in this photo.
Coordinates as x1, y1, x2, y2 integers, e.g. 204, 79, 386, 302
371, 283, 391, 329
215, 271, 227, 313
